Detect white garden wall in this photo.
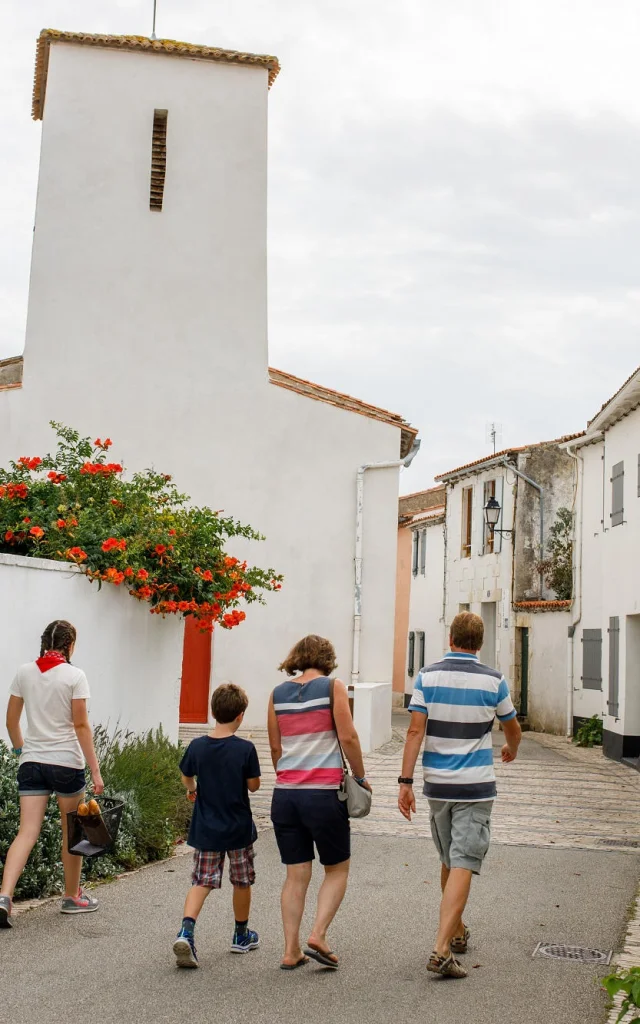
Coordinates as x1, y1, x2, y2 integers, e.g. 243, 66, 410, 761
516, 608, 571, 734
0, 553, 183, 745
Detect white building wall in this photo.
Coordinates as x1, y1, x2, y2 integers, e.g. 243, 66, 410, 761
0, 41, 403, 734
573, 411, 640, 758
405, 519, 445, 695
0, 553, 183, 744
443, 467, 513, 677
516, 609, 571, 734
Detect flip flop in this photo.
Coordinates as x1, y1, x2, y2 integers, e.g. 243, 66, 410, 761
305, 945, 339, 969
280, 956, 310, 971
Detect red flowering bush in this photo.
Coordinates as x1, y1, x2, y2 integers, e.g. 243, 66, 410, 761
0, 423, 282, 632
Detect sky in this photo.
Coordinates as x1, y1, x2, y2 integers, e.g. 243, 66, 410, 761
2, 1, 640, 491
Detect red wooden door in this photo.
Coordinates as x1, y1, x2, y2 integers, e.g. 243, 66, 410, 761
179, 617, 212, 724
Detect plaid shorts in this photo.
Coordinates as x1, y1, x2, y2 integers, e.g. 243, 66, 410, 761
191, 845, 256, 889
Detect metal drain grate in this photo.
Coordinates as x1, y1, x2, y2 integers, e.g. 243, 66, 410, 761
599, 839, 640, 849
533, 943, 612, 965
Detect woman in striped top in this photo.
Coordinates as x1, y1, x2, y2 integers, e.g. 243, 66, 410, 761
268, 635, 371, 971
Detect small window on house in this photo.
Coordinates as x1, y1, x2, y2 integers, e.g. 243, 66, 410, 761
419, 530, 427, 576
150, 109, 168, 211
483, 479, 496, 554
611, 461, 624, 527
461, 486, 473, 558
417, 630, 426, 670
408, 632, 416, 677
412, 531, 419, 576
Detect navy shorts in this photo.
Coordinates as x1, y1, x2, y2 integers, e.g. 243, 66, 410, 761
17, 761, 86, 798
271, 788, 350, 866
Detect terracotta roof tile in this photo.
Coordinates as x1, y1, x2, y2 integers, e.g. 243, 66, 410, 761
269, 368, 418, 459
33, 29, 281, 119
587, 364, 640, 429
435, 433, 585, 482
514, 600, 572, 611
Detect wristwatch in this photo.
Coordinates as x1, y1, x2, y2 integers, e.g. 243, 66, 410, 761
398, 776, 414, 785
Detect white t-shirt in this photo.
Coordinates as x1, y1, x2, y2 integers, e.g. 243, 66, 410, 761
9, 662, 91, 769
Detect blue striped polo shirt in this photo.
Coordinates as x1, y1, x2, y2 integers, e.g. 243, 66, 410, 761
408, 652, 517, 802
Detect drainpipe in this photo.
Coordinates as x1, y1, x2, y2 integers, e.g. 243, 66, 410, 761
502, 459, 544, 598
352, 440, 421, 688
564, 438, 592, 737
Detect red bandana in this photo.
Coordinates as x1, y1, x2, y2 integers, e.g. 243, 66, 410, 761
36, 651, 67, 673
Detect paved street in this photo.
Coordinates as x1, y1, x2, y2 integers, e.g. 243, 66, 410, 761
2, 717, 638, 1024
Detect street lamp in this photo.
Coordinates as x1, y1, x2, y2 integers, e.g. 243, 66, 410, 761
484, 495, 513, 537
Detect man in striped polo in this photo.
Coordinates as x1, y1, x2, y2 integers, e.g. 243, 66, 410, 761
398, 611, 521, 979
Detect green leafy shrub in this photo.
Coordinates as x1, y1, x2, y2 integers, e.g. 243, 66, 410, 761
0, 727, 191, 900
602, 966, 640, 1023
0, 423, 282, 632
574, 714, 604, 748
536, 507, 573, 600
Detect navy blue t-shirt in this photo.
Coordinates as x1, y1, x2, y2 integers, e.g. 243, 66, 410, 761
180, 735, 261, 852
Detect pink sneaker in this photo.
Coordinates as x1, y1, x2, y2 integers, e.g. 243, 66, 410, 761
60, 889, 99, 915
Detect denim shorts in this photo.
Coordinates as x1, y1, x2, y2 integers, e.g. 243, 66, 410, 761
428, 799, 494, 875
271, 788, 350, 866
17, 761, 86, 798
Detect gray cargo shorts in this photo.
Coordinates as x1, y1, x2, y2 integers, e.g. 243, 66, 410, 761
428, 799, 494, 875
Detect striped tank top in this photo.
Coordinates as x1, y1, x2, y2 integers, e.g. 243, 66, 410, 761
273, 677, 344, 789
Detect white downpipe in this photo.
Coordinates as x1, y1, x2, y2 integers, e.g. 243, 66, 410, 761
565, 440, 586, 737
352, 443, 421, 688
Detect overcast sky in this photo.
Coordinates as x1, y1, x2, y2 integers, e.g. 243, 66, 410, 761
2, 1, 640, 489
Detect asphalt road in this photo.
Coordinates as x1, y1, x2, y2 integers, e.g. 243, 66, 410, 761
1, 831, 637, 1024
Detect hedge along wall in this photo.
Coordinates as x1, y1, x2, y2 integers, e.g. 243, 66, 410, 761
0, 552, 184, 745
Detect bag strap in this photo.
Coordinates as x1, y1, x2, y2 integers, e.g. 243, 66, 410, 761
329, 678, 349, 773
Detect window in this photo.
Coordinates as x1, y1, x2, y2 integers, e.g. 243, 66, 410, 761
407, 632, 416, 677
581, 629, 602, 690
611, 461, 624, 527
150, 109, 168, 211
461, 486, 473, 558
419, 529, 427, 576
482, 479, 496, 554
608, 617, 620, 717
412, 531, 419, 576
417, 630, 426, 670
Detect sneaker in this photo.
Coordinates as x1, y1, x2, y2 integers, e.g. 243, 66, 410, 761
173, 931, 199, 969
427, 951, 468, 979
0, 896, 12, 929
60, 889, 99, 915
231, 928, 260, 953
451, 927, 470, 954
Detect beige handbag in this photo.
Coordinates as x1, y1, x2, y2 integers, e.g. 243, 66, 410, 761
329, 679, 372, 819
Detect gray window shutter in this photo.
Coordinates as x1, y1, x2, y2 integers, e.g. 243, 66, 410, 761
581, 629, 602, 690
611, 461, 624, 527
419, 530, 427, 575
408, 632, 415, 677
608, 617, 620, 716
495, 476, 504, 553
417, 630, 426, 669
412, 531, 419, 575
637, 454, 640, 497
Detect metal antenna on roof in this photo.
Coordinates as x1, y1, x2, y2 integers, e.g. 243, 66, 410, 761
151, 0, 158, 39
485, 422, 502, 455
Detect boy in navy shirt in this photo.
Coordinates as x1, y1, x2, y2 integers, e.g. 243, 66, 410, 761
173, 683, 261, 968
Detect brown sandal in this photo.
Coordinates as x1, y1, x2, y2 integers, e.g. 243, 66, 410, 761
451, 927, 470, 954
427, 951, 468, 979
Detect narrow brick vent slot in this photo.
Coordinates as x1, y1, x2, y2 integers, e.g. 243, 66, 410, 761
150, 109, 168, 211
532, 943, 612, 965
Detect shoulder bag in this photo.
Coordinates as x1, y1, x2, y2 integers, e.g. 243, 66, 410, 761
328, 678, 372, 819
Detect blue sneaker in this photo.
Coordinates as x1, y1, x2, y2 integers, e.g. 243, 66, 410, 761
173, 930, 199, 968
231, 928, 260, 953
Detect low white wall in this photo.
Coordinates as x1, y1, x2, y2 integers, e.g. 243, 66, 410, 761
525, 610, 571, 735
0, 553, 183, 745
352, 682, 392, 754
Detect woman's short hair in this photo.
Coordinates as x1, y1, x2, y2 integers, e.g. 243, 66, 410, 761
40, 620, 77, 662
210, 683, 249, 724
449, 612, 484, 652
278, 635, 337, 677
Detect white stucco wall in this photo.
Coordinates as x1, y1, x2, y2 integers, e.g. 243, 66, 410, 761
0, 553, 183, 745
443, 467, 513, 676
405, 519, 445, 694
516, 609, 571, 734
0, 41, 404, 733
573, 411, 640, 745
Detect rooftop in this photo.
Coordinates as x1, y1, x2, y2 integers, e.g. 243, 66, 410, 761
586, 364, 640, 435
33, 29, 281, 119
435, 433, 584, 483
398, 485, 446, 519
